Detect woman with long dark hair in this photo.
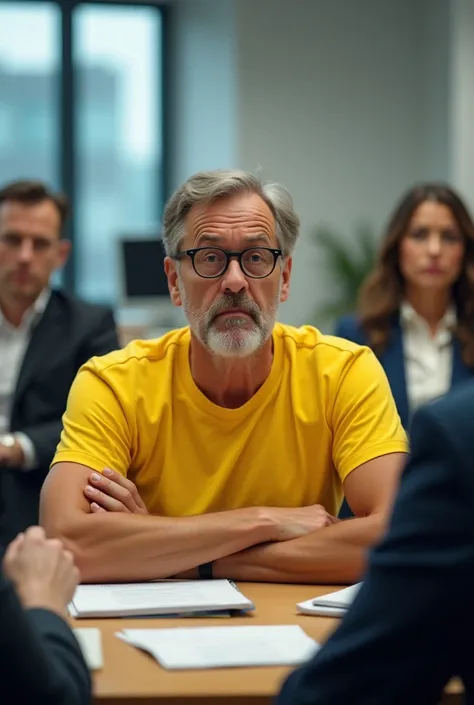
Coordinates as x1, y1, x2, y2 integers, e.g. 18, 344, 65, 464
336, 183, 474, 429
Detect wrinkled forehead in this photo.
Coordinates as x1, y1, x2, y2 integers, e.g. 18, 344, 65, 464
183, 192, 277, 248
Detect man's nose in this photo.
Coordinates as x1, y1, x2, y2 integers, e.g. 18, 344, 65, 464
221, 258, 249, 293
18, 239, 34, 262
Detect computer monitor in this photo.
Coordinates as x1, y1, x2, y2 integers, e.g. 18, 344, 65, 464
120, 237, 169, 302
118, 236, 181, 329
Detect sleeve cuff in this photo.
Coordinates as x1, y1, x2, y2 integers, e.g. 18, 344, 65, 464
14, 432, 37, 471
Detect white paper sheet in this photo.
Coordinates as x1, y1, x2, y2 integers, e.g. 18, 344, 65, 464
73, 628, 103, 670
70, 579, 254, 618
116, 625, 319, 669
297, 583, 362, 616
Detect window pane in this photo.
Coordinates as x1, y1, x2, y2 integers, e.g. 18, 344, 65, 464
74, 4, 163, 303
0, 3, 60, 187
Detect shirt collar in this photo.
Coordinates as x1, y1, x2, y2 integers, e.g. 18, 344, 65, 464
0, 288, 51, 328
401, 300, 456, 334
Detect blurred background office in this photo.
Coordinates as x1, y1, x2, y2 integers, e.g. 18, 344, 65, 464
0, 0, 474, 341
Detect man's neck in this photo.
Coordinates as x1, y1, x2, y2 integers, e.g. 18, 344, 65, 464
404, 287, 451, 335
189, 335, 274, 408
0, 293, 36, 328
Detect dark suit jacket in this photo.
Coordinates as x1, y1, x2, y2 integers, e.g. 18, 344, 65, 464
0, 289, 119, 545
0, 566, 91, 705
335, 313, 472, 429
277, 381, 474, 705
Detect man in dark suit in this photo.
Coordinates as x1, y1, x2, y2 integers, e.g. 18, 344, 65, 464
1, 525, 91, 705
0, 180, 119, 546
277, 380, 474, 705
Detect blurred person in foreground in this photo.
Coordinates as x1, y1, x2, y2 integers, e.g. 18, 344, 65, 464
41, 169, 407, 585
336, 183, 474, 430
277, 380, 474, 705
0, 180, 119, 547
1, 526, 91, 705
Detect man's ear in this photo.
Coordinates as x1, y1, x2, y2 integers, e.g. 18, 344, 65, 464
56, 239, 71, 269
165, 256, 182, 307
279, 256, 292, 303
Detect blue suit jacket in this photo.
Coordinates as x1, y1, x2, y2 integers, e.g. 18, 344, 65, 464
335, 313, 472, 429
277, 381, 474, 705
0, 567, 91, 704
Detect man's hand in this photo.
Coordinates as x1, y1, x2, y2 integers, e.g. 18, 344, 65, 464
83, 470, 335, 538
84, 468, 149, 515
172, 505, 339, 580
0, 440, 24, 467
265, 504, 339, 541
3, 526, 80, 617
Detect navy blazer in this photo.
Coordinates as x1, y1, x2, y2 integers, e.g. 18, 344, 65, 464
335, 313, 473, 429
278, 380, 474, 705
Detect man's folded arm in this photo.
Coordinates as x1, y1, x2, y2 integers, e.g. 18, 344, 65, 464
215, 346, 406, 584
210, 452, 407, 584
40, 462, 278, 582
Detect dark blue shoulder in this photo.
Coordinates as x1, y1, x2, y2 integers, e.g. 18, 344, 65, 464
49, 288, 114, 320
409, 380, 474, 495
417, 379, 474, 441
334, 314, 367, 345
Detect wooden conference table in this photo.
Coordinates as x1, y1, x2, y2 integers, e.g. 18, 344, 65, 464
72, 582, 463, 705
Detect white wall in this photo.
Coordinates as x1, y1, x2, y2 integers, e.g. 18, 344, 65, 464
423, 0, 451, 181
167, 0, 237, 189
450, 0, 474, 209
235, 0, 443, 326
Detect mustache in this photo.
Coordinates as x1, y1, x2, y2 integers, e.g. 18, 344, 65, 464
207, 294, 261, 324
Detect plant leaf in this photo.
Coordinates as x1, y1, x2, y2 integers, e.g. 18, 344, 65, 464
310, 222, 378, 323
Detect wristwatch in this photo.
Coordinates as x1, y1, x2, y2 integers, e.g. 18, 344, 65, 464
0, 434, 16, 448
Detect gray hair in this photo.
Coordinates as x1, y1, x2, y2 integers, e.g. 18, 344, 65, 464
162, 169, 300, 257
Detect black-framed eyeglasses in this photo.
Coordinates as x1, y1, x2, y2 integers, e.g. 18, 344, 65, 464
173, 246, 283, 279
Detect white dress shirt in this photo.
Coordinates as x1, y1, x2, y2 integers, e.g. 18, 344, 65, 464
0, 289, 50, 470
401, 301, 456, 415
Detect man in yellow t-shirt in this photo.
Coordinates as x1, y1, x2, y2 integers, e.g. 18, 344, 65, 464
41, 169, 408, 585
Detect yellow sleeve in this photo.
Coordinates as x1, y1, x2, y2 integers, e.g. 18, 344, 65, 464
330, 346, 408, 481
52, 361, 131, 476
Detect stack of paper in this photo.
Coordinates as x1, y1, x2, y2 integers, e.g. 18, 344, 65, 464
69, 579, 254, 619
116, 625, 319, 669
73, 628, 103, 670
297, 583, 362, 617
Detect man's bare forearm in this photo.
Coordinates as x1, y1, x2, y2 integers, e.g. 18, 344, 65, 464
43, 509, 277, 583
212, 514, 385, 584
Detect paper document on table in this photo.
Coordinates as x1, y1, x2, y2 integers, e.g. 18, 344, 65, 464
116, 625, 319, 670
70, 579, 254, 618
297, 583, 362, 617
73, 628, 103, 670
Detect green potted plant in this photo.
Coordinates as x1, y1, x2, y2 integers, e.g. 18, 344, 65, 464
310, 222, 379, 329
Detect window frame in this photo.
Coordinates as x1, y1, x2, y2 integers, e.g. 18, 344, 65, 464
0, 0, 168, 297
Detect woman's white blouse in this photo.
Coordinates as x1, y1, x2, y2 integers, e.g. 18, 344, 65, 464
401, 301, 456, 414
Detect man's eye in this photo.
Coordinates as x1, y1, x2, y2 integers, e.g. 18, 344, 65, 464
34, 240, 51, 251
2, 234, 21, 247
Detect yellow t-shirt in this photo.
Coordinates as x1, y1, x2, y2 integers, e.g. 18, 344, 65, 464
53, 323, 407, 517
